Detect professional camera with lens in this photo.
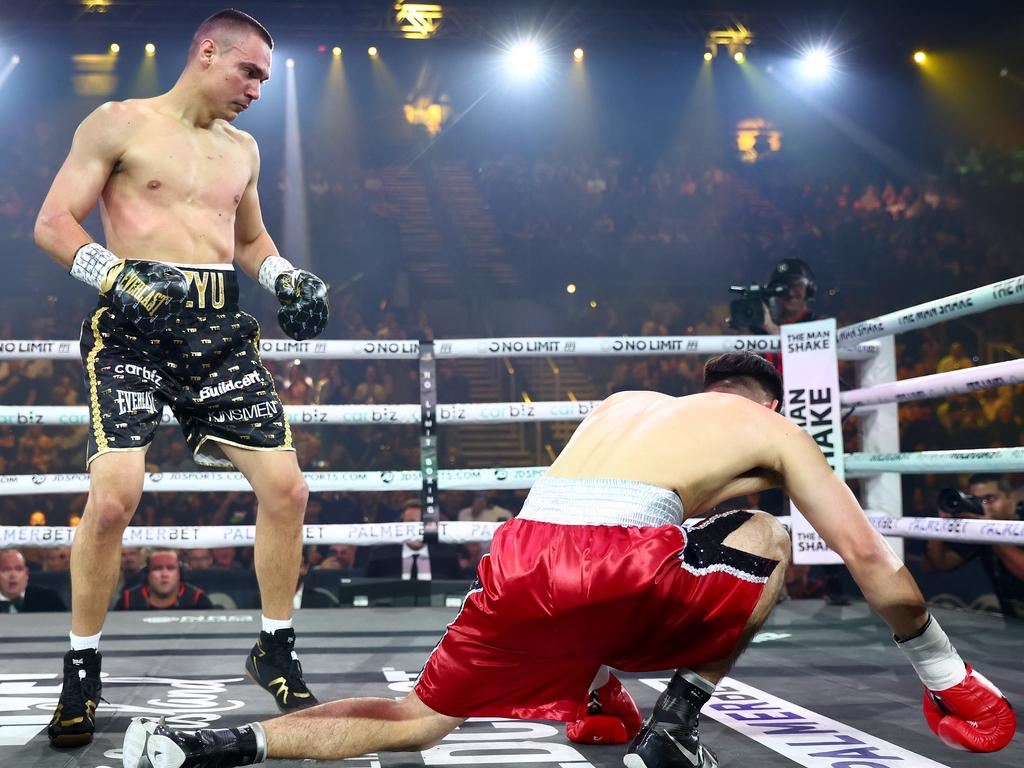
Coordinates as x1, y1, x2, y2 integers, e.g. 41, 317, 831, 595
937, 488, 985, 518
727, 282, 786, 329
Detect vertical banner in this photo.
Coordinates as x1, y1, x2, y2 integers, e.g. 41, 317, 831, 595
780, 319, 845, 565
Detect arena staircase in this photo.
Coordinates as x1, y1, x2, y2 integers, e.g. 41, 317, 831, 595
378, 167, 456, 289
517, 358, 601, 454
431, 162, 521, 290
446, 359, 534, 468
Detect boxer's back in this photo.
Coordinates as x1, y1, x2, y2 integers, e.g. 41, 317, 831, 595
547, 390, 784, 517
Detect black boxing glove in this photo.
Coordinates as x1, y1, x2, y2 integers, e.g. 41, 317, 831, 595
71, 243, 189, 334
258, 255, 329, 341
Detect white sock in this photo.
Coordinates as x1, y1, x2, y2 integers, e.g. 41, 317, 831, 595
261, 615, 293, 634
70, 631, 102, 651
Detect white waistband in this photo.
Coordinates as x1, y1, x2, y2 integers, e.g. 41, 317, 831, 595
517, 477, 684, 527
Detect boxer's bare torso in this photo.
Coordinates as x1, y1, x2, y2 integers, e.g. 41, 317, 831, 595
547, 391, 800, 517
96, 99, 255, 265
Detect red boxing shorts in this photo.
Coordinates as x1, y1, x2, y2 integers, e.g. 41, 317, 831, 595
415, 478, 777, 721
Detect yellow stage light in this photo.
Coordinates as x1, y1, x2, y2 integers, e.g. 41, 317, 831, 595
589, 300, 598, 309
144, 43, 156, 56
913, 51, 926, 64
733, 51, 745, 63
368, 46, 379, 58
573, 47, 584, 62
332, 46, 342, 57
566, 283, 577, 294
703, 51, 713, 62
109, 43, 120, 54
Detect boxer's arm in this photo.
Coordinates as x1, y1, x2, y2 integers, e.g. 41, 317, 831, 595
233, 134, 281, 282
761, 410, 928, 640
35, 103, 125, 268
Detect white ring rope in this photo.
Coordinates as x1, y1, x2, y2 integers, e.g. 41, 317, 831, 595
0, 401, 604, 427
0, 467, 549, 496
5, 514, 1022, 550
0, 335, 878, 361
844, 447, 1024, 475
6, 447, 1024, 496
836, 274, 1024, 347
841, 358, 1024, 407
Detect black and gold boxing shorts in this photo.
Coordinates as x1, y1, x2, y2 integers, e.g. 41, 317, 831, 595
79, 262, 293, 468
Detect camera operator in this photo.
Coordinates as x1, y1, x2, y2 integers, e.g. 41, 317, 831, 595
925, 473, 1024, 619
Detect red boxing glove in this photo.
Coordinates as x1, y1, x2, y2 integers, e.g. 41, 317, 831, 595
567, 673, 643, 745
923, 665, 1016, 752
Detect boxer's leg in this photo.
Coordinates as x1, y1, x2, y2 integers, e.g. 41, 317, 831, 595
124, 691, 464, 766
627, 511, 790, 768
50, 451, 145, 747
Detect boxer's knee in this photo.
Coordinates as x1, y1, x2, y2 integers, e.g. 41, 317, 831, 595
723, 510, 790, 566
260, 473, 308, 521
83, 490, 138, 538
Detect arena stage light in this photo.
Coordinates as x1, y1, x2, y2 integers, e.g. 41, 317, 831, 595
573, 47, 584, 62
109, 43, 120, 54
11, 54, 20, 65
505, 39, 543, 78
368, 46, 379, 59
799, 47, 834, 79
144, 43, 156, 56
566, 283, 577, 294
286, 58, 295, 69
733, 51, 745, 63
332, 46, 342, 57
913, 51, 926, 64
703, 50, 713, 62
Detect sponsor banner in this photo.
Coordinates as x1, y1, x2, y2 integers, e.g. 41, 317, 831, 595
0, 340, 78, 359
5, 515, 1019, 550
257, 339, 420, 359
0, 404, 422, 427
437, 401, 602, 423
845, 447, 1024, 474
841, 358, 1024, 407
434, 336, 786, 358
837, 274, 1024, 347
640, 677, 951, 768
781, 319, 845, 565
0, 467, 548, 496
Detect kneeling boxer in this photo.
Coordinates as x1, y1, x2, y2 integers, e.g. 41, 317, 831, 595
121, 352, 1015, 767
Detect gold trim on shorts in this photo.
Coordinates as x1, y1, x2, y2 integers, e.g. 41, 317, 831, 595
85, 307, 110, 453
86, 445, 149, 469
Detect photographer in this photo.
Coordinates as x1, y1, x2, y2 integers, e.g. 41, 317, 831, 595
925, 474, 1024, 618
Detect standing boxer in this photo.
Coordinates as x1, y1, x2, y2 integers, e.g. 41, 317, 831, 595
35, 9, 328, 746
122, 353, 1015, 767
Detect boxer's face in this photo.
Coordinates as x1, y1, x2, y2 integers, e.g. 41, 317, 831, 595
199, 31, 271, 121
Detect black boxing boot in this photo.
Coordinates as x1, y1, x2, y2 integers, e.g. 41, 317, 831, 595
48, 648, 103, 747
244, 628, 318, 711
623, 671, 719, 768
123, 717, 266, 768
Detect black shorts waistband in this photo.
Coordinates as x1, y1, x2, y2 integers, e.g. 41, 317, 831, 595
176, 264, 239, 312
102, 261, 241, 313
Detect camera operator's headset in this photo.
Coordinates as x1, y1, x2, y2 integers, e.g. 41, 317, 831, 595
768, 258, 817, 301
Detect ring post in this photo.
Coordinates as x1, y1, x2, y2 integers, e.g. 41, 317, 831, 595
855, 334, 903, 559
419, 340, 440, 544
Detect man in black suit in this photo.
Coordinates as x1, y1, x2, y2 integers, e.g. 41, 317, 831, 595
0, 549, 67, 613
365, 500, 462, 580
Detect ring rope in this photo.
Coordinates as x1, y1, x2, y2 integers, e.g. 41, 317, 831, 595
6, 447, 1023, 496
840, 357, 1024, 407
0, 401, 604, 427
0, 334, 878, 361
836, 273, 1024, 347
5, 514, 1022, 550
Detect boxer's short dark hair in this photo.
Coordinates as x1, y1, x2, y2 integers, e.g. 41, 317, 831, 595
190, 9, 273, 57
702, 352, 783, 406
967, 474, 1011, 494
